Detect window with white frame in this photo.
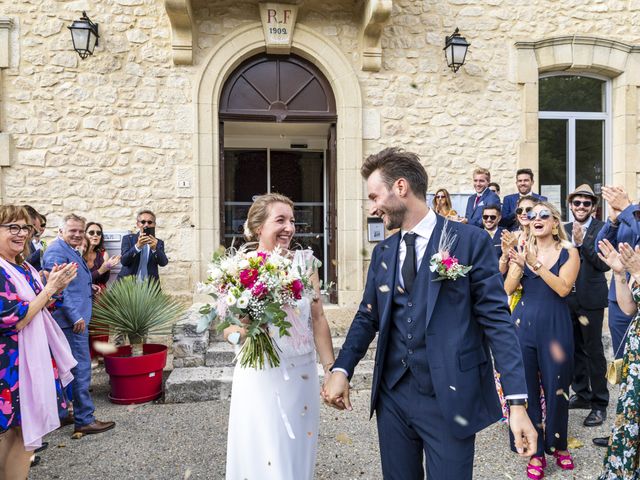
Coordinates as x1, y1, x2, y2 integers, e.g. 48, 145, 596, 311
538, 74, 611, 220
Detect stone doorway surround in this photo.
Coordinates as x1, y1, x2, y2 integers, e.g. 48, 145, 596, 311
193, 23, 364, 307
514, 36, 640, 196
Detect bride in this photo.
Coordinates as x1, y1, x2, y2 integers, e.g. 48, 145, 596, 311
224, 193, 335, 479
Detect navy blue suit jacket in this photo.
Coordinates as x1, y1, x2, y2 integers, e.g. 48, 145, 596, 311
485, 226, 505, 259
117, 233, 169, 282
595, 203, 640, 302
500, 192, 547, 230
334, 214, 527, 439
42, 240, 93, 329
465, 189, 501, 228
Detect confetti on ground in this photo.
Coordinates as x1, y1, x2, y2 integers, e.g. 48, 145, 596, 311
578, 315, 589, 326
454, 415, 469, 426
336, 432, 353, 445
71, 432, 83, 440
567, 437, 584, 449
92, 341, 118, 355
378, 285, 390, 293
183, 468, 192, 479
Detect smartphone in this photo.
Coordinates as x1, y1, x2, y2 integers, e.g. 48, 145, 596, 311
142, 226, 156, 237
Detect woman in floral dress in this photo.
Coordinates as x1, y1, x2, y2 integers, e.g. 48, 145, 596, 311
0, 205, 77, 478
597, 239, 640, 480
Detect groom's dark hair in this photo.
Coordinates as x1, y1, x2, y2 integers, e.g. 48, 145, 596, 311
361, 147, 428, 200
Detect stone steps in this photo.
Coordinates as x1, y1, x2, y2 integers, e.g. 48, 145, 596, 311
164, 358, 376, 403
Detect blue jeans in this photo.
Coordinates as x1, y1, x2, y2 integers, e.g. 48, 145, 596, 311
62, 327, 95, 427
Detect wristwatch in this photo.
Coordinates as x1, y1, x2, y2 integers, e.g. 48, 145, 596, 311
532, 261, 543, 271
507, 398, 528, 409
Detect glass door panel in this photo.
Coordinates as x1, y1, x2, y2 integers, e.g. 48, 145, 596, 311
223, 149, 267, 244
539, 119, 568, 218
271, 150, 326, 282
576, 120, 605, 218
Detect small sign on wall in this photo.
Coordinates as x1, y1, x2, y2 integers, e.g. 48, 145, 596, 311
259, 3, 298, 54
367, 217, 385, 242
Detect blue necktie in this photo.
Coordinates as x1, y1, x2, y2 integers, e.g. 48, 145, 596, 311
137, 244, 149, 281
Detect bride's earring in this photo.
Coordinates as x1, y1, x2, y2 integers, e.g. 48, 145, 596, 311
552, 225, 558, 235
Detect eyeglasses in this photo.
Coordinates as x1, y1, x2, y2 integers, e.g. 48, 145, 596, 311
515, 206, 533, 215
138, 220, 155, 225
526, 209, 552, 221
435, 194, 446, 199
87, 230, 102, 236
572, 200, 593, 208
1, 224, 34, 235
482, 215, 497, 221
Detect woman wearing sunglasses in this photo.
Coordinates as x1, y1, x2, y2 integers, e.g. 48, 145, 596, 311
505, 202, 579, 479
83, 222, 120, 295
499, 196, 539, 275
431, 188, 458, 220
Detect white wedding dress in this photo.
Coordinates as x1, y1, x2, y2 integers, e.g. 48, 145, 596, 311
225, 250, 320, 480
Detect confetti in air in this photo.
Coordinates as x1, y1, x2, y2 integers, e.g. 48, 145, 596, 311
549, 340, 566, 363
454, 415, 468, 426
578, 315, 589, 326
92, 341, 118, 355
378, 285, 390, 293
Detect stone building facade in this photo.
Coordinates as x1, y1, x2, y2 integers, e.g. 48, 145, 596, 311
1, 0, 639, 313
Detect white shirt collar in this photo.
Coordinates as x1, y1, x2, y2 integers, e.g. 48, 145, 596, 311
401, 208, 437, 240
576, 216, 593, 229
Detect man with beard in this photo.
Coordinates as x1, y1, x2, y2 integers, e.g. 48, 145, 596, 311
563, 185, 610, 428
500, 169, 547, 231
323, 148, 536, 479
481, 204, 504, 259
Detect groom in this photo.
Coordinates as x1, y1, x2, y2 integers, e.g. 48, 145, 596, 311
323, 148, 536, 479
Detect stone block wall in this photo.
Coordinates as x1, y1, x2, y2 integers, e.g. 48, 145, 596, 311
1, 0, 639, 302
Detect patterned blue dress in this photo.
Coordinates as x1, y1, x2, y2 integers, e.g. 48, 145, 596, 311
0, 262, 67, 432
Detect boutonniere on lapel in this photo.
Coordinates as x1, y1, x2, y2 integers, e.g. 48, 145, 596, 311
429, 220, 472, 282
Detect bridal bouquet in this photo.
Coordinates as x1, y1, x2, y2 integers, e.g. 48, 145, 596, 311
197, 246, 313, 369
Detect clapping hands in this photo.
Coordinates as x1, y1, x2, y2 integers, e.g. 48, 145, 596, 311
601, 186, 631, 223
597, 239, 626, 274
619, 242, 640, 278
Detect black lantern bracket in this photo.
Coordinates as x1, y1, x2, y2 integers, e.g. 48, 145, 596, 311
68, 11, 100, 60
444, 27, 470, 73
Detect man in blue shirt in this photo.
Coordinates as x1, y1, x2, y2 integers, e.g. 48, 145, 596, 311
501, 169, 547, 230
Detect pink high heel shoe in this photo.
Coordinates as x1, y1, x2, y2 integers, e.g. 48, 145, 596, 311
553, 451, 574, 470
527, 455, 546, 479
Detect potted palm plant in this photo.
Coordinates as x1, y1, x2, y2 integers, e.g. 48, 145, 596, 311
91, 276, 185, 404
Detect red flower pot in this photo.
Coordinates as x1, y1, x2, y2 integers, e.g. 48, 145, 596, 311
103, 344, 168, 405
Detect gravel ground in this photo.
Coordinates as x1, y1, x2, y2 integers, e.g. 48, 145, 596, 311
29, 366, 616, 480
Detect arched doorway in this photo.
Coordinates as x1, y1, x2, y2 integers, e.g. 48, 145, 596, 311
219, 53, 338, 297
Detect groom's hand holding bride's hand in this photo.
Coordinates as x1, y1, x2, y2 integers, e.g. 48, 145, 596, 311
322, 371, 352, 411
508, 405, 538, 457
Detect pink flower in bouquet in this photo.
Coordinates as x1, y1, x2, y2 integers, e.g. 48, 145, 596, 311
290, 279, 304, 300
256, 251, 269, 265
442, 256, 457, 270
252, 282, 268, 299
239, 268, 259, 288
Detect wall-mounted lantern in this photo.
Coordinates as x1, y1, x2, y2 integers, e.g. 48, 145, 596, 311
68, 11, 99, 59
444, 28, 470, 73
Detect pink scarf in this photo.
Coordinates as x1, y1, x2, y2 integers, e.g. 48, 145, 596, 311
0, 258, 77, 450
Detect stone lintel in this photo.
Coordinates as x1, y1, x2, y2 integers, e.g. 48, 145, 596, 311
360, 0, 392, 72
164, 0, 194, 65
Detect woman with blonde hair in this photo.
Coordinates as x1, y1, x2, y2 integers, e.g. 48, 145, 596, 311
431, 188, 458, 219
224, 193, 335, 480
0, 205, 77, 478
504, 201, 579, 479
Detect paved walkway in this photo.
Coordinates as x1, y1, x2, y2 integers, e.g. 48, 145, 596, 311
30, 367, 615, 479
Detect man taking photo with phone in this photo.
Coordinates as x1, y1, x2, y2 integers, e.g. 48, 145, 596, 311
117, 210, 169, 285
